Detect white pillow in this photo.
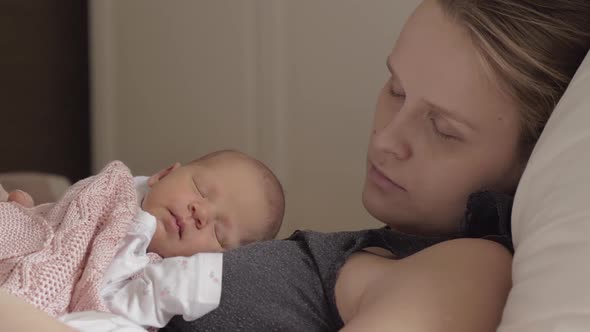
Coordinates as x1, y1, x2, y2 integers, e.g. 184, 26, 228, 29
499, 51, 590, 331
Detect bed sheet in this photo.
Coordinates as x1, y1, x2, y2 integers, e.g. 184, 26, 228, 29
59, 311, 148, 332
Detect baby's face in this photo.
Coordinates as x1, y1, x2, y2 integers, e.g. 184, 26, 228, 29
142, 156, 271, 258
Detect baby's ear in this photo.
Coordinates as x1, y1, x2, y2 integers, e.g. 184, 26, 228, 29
147, 162, 181, 187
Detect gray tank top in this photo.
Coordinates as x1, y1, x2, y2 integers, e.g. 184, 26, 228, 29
161, 191, 512, 332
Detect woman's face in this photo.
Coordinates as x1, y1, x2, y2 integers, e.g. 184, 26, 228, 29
362, 0, 524, 235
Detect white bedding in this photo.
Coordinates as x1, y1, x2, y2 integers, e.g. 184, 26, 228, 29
60, 311, 147, 332
498, 51, 590, 331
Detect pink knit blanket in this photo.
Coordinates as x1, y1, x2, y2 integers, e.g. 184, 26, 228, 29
0, 161, 138, 317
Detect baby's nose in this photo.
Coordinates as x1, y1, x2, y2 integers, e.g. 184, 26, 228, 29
189, 201, 210, 229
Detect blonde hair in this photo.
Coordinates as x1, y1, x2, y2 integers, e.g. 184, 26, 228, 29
437, 0, 590, 152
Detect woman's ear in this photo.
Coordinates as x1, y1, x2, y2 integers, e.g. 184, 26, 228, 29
147, 162, 181, 187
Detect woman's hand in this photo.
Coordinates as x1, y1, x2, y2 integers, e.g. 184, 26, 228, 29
0, 290, 76, 332
8, 190, 35, 207
0, 185, 35, 207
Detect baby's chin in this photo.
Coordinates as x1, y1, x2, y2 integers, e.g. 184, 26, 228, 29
139, 197, 149, 213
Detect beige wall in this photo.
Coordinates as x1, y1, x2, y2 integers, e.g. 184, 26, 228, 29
91, 0, 420, 237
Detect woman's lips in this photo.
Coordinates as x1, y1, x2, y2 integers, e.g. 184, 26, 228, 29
368, 163, 406, 192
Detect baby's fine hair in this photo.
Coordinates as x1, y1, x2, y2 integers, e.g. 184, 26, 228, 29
191, 149, 285, 240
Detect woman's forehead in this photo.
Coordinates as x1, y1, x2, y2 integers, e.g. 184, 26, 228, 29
391, 0, 519, 132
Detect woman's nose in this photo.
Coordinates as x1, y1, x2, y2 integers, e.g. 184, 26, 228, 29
373, 111, 413, 161
189, 201, 210, 229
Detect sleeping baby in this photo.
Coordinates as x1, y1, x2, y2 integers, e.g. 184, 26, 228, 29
0, 149, 285, 329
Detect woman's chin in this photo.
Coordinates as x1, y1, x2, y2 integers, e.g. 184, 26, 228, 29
362, 185, 421, 234
362, 185, 396, 225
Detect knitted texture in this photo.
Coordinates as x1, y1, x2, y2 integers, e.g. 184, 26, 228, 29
0, 161, 138, 317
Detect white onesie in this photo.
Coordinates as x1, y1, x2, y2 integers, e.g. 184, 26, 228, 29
97, 176, 223, 328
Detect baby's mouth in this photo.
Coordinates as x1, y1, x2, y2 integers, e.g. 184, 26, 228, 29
169, 210, 184, 239
176, 219, 183, 238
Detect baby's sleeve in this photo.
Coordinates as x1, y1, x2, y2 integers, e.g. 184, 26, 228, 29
105, 253, 222, 328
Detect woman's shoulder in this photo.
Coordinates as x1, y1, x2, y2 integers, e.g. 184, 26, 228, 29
404, 237, 513, 291
402, 238, 512, 329
414, 237, 512, 262
340, 238, 512, 331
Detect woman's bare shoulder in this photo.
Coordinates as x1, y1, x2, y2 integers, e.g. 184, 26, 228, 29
409, 237, 512, 266
339, 238, 512, 332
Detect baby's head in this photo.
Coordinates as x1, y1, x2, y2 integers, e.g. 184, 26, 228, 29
142, 150, 285, 258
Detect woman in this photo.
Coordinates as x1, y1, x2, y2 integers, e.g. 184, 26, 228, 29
3, 0, 589, 331
161, 1, 589, 331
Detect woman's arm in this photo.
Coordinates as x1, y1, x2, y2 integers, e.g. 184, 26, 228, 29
0, 191, 71, 331
340, 238, 512, 332
0, 290, 76, 332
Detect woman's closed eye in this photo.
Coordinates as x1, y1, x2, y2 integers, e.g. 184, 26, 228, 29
430, 116, 460, 141
390, 88, 405, 98
386, 77, 461, 141
389, 78, 405, 98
